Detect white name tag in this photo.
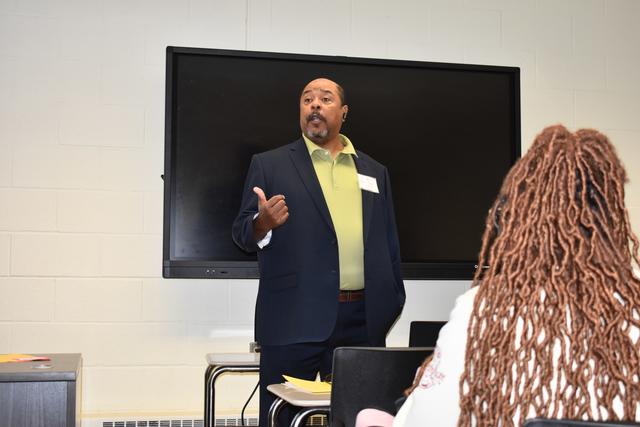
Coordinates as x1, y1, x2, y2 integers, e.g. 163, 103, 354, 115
358, 174, 379, 194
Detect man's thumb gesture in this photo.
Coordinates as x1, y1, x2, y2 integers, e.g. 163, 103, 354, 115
251, 186, 288, 239
253, 186, 267, 205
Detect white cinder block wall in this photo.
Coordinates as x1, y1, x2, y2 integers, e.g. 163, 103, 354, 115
0, 0, 639, 421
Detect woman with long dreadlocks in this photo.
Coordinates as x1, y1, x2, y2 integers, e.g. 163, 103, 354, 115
356, 125, 640, 427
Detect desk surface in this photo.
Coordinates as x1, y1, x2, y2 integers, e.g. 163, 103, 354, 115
0, 353, 81, 383
206, 352, 260, 366
267, 383, 330, 407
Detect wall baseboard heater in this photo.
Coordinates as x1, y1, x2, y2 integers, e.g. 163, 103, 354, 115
83, 417, 247, 427
82, 415, 327, 427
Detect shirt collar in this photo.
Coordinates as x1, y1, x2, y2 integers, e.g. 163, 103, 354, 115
302, 134, 358, 158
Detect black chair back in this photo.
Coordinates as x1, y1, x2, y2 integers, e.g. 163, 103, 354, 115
330, 346, 433, 427
408, 321, 446, 347
524, 418, 640, 427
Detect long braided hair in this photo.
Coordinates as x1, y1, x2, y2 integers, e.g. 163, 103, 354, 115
456, 125, 640, 425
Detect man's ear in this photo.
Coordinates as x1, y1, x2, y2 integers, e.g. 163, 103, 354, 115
342, 105, 349, 121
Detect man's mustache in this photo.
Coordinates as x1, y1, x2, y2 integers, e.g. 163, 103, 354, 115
306, 112, 326, 123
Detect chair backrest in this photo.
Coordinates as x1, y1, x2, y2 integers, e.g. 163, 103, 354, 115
408, 321, 446, 347
524, 419, 640, 427
329, 346, 433, 427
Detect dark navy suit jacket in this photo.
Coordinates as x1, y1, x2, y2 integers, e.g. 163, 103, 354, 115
232, 138, 405, 346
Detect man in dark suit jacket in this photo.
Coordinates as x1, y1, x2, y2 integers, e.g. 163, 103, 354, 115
232, 78, 405, 427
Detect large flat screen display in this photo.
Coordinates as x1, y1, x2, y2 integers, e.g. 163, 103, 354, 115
163, 47, 520, 279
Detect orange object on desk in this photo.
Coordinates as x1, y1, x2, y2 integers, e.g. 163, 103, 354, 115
0, 354, 51, 363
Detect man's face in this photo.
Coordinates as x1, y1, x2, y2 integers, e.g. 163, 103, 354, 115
299, 78, 348, 144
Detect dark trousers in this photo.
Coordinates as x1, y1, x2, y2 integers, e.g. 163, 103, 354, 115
258, 299, 372, 427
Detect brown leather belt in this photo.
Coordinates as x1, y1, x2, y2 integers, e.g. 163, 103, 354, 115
338, 289, 364, 302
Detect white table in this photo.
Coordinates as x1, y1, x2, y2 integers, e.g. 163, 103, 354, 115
204, 353, 260, 427
266, 383, 330, 427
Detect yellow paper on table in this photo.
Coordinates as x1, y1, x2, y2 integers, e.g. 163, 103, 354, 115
0, 354, 50, 363
282, 375, 331, 393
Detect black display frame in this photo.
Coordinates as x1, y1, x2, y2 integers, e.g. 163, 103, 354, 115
163, 46, 521, 280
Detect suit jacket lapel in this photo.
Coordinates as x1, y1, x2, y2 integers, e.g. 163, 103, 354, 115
353, 154, 374, 246
289, 139, 336, 234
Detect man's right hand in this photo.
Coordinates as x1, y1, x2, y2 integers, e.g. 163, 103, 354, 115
252, 186, 289, 242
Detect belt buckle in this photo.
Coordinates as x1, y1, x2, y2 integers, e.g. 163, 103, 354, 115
339, 290, 362, 302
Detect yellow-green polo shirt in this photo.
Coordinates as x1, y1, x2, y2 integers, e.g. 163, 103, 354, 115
303, 134, 364, 291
